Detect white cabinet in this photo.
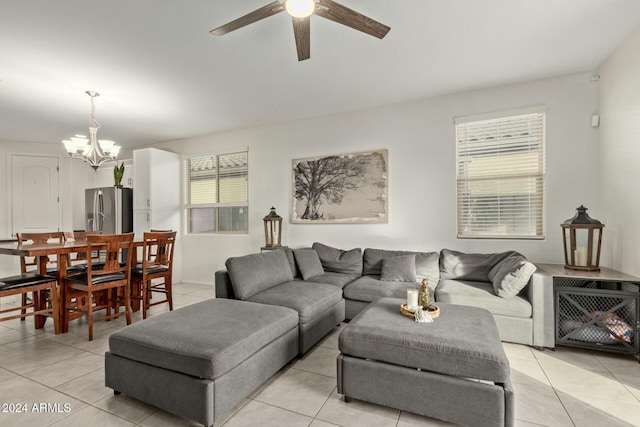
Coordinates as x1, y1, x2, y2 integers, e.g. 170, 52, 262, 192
133, 148, 181, 283
122, 162, 134, 188
133, 150, 151, 210
132, 148, 181, 234
133, 211, 151, 237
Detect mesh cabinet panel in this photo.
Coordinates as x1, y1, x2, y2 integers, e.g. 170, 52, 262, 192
555, 279, 639, 356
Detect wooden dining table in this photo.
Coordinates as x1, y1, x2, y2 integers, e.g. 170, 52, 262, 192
0, 239, 144, 334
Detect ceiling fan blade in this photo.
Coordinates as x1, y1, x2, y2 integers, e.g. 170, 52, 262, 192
315, 0, 390, 39
210, 1, 285, 36
292, 16, 311, 61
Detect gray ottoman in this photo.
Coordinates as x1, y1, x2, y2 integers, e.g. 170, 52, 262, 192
105, 299, 298, 427
337, 298, 514, 427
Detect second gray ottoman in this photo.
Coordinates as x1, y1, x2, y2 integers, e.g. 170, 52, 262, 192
105, 298, 299, 427
337, 297, 514, 427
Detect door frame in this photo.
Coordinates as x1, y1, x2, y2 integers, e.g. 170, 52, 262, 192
7, 153, 63, 238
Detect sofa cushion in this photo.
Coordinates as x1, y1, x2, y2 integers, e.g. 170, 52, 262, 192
343, 275, 420, 303
435, 279, 532, 318
312, 243, 363, 275
293, 249, 325, 280
489, 255, 537, 299
380, 254, 416, 282
283, 248, 301, 278
439, 249, 520, 282
246, 280, 343, 324
363, 248, 440, 286
226, 250, 294, 300
306, 272, 359, 289
108, 299, 298, 380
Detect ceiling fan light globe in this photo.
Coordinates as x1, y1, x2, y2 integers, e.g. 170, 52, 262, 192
286, 0, 315, 18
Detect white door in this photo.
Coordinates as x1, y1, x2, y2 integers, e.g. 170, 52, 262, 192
11, 155, 60, 236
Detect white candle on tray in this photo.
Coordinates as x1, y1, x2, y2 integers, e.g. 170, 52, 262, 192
407, 289, 418, 310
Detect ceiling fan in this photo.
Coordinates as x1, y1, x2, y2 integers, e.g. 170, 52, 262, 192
210, 0, 390, 61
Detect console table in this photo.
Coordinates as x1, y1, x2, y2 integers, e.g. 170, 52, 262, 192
535, 264, 639, 360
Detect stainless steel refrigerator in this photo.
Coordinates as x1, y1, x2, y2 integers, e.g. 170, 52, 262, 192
85, 187, 133, 234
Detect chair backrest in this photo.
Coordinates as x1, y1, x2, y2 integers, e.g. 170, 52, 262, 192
16, 232, 65, 273
86, 233, 134, 280
142, 231, 176, 272
64, 231, 101, 262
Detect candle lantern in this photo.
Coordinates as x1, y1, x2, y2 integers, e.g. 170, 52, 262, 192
561, 205, 604, 271
263, 207, 283, 248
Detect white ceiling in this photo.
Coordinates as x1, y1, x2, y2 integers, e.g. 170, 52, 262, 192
1, 0, 639, 148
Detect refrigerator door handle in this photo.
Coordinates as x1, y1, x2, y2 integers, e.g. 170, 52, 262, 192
97, 190, 104, 233
91, 190, 99, 232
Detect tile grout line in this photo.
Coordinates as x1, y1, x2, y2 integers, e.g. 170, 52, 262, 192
533, 352, 578, 427
311, 385, 337, 423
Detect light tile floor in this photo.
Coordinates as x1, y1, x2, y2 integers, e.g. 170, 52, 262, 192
1, 283, 639, 426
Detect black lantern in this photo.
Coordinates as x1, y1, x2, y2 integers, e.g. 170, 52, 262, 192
263, 207, 283, 248
561, 205, 604, 271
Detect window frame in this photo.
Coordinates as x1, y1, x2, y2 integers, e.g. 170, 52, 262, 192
183, 149, 249, 235
455, 107, 546, 240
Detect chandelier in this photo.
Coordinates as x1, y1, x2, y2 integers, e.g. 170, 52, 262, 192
62, 91, 120, 170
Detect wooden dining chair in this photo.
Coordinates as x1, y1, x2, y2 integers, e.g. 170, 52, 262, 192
17, 231, 65, 272
64, 233, 134, 341
16, 232, 65, 321
131, 231, 176, 319
0, 272, 59, 332
63, 231, 102, 270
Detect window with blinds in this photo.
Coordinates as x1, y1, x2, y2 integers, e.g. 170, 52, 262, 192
184, 151, 248, 234
456, 110, 545, 239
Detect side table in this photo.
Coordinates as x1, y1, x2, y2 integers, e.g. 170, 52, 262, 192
536, 263, 640, 360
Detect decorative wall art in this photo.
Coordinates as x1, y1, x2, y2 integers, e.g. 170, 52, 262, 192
292, 149, 388, 224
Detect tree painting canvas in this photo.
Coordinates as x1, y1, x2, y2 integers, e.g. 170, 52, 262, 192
292, 150, 388, 223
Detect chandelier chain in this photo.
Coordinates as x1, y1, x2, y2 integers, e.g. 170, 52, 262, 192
89, 93, 100, 130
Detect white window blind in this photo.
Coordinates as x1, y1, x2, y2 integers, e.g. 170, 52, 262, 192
184, 151, 248, 234
456, 111, 545, 239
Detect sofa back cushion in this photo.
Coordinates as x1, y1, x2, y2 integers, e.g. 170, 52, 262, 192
380, 254, 417, 282
283, 247, 301, 278
312, 242, 363, 276
225, 250, 294, 300
363, 248, 440, 285
439, 249, 520, 282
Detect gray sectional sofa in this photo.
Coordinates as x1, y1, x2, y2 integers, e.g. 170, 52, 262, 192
106, 243, 551, 426
215, 243, 555, 349
223, 249, 345, 354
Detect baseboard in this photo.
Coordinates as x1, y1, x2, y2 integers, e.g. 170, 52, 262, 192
178, 280, 214, 286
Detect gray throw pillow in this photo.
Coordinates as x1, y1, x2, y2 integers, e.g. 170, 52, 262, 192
363, 248, 440, 286
439, 249, 520, 282
225, 250, 294, 300
489, 255, 537, 298
293, 249, 325, 280
380, 254, 417, 282
312, 242, 363, 275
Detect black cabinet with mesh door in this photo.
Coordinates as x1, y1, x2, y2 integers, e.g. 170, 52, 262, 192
554, 277, 639, 360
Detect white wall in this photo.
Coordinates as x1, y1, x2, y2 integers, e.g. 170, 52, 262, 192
0, 71, 602, 283
598, 24, 640, 276
152, 71, 600, 284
